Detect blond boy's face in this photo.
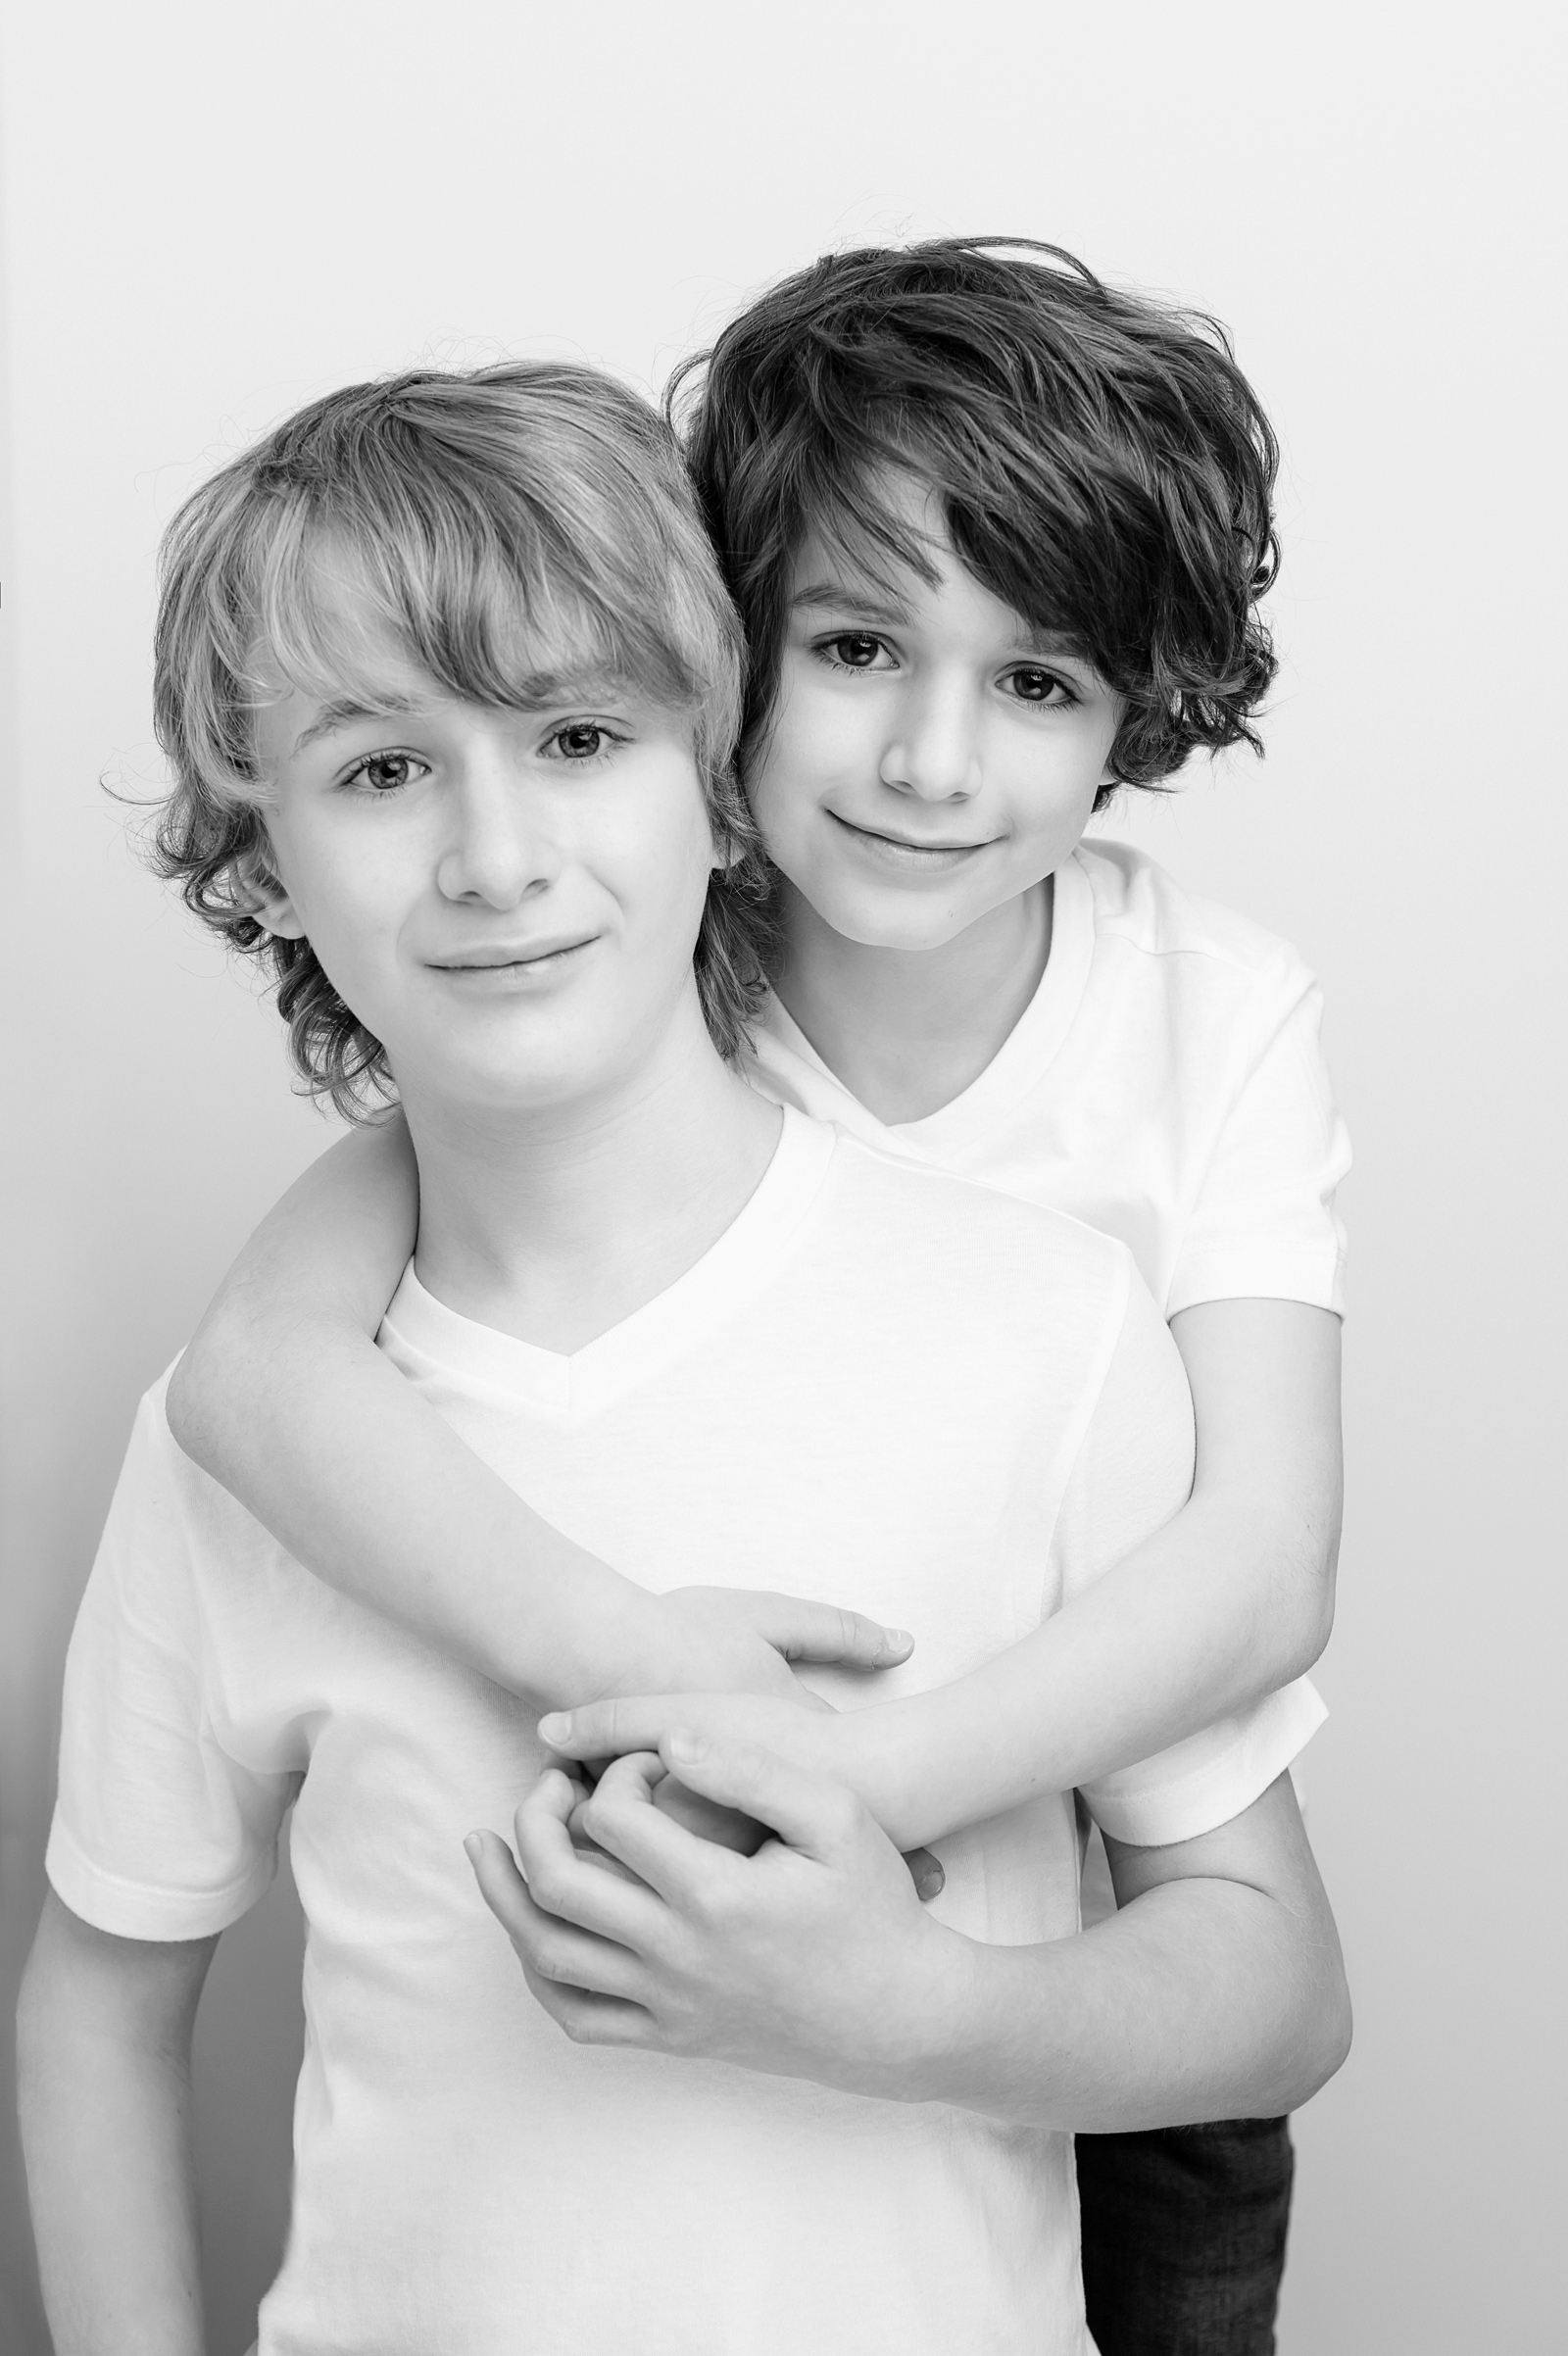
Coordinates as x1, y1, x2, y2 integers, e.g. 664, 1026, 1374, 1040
747, 482, 1123, 957
248, 625, 719, 1123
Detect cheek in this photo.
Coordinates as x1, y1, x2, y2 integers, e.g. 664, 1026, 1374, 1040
270, 825, 411, 1006
615, 776, 723, 941
746, 681, 846, 848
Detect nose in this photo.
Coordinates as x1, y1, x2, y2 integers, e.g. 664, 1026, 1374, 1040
879, 676, 983, 803
435, 745, 558, 908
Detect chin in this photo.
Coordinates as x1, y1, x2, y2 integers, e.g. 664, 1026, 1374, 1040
819, 889, 980, 957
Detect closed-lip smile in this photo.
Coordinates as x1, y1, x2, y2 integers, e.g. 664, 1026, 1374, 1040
827, 810, 995, 865
429, 934, 596, 971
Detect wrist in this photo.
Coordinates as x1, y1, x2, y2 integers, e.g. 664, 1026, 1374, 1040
879, 1922, 987, 2106
833, 1701, 939, 1850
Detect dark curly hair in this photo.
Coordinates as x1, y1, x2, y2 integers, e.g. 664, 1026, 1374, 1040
669, 237, 1281, 805
150, 363, 772, 1118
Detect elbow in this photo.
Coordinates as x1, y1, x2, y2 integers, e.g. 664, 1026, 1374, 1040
163, 1327, 224, 1468
1271, 1525, 1341, 1686
1274, 1946, 1353, 2115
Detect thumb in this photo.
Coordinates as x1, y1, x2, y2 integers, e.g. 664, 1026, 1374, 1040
756, 1594, 914, 1673
657, 1729, 865, 1862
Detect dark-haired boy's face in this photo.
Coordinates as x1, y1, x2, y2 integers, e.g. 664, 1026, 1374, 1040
748, 485, 1122, 959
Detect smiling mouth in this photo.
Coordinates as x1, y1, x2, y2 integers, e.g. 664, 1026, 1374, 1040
430, 937, 597, 976
827, 811, 995, 867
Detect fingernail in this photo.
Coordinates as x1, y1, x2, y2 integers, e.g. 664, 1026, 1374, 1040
538, 1713, 569, 1743
463, 1833, 482, 1863
884, 1630, 913, 1653
665, 1729, 704, 1764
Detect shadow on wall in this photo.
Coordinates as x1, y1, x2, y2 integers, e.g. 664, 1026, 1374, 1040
192, 1837, 305, 2355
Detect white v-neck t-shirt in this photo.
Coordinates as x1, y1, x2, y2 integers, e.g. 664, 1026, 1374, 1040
50, 1115, 1322, 2356
746, 840, 1350, 1321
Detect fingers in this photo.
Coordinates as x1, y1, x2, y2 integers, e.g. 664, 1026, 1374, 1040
754, 1594, 914, 1672
521, 1971, 655, 2050
650, 1730, 866, 1863
650, 1775, 766, 1855
571, 1753, 748, 1909
539, 1696, 671, 1763
465, 1827, 648, 2004
508, 1769, 669, 1946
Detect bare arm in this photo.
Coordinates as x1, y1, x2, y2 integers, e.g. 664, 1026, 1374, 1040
471, 1742, 1351, 2133
166, 1118, 910, 1706
17, 1891, 217, 2356
539, 1300, 1342, 1848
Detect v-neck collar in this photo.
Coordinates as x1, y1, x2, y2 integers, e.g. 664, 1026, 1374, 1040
381, 1105, 837, 1418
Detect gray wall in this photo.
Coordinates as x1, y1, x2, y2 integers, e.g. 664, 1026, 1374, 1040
3, 5, 1562, 2348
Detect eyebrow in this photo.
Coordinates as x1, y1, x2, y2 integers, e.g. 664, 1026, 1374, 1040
288, 674, 626, 758
790, 578, 913, 627
1006, 627, 1088, 666
289, 698, 418, 757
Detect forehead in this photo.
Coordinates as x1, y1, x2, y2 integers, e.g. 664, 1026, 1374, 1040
249, 547, 628, 763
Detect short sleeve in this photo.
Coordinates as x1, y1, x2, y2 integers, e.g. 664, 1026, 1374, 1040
1167, 957, 1351, 1319
1048, 1275, 1328, 1847
45, 1384, 297, 1940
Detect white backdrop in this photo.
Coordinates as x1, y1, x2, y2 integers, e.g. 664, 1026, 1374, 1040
3, 5, 1563, 2349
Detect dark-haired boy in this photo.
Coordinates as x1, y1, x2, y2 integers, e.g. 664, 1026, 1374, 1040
20, 362, 1348, 2356
158, 246, 1349, 2349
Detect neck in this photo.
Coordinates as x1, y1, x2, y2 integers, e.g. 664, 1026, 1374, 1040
772, 877, 1054, 1125
404, 999, 782, 1352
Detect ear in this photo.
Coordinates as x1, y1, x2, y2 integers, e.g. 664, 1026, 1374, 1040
233, 836, 307, 940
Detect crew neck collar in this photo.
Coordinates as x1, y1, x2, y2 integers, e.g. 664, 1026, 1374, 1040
758, 851, 1096, 1149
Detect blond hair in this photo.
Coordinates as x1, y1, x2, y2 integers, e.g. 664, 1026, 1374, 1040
152, 363, 772, 1115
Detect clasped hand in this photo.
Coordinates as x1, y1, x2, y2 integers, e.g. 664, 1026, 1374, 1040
466, 1732, 969, 2096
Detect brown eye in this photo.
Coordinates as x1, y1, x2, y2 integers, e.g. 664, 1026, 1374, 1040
831, 634, 884, 668
1008, 667, 1071, 706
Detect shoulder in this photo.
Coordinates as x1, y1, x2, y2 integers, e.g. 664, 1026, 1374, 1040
95, 1362, 292, 1609
1074, 837, 1313, 993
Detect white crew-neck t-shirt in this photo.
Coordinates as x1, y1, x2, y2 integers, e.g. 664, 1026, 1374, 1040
50, 1115, 1323, 2356
746, 840, 1351, 1321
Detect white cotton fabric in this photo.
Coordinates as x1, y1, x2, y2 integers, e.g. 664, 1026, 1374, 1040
745, 840, 1351, 1320
49, 1114, 1322, 2356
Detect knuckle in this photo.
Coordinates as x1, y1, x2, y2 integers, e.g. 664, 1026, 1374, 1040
526, 1867, 569, 1920
825, 1785, 864, 1840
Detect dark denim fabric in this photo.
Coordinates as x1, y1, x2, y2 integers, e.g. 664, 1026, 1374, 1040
1075, 2116, 1294, 2355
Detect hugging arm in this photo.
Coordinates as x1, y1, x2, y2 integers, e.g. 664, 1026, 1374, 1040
17, 1892, 217, 2356
469, 1740, 1351, 2132
541, 1290, 1340, 1852
165, 1118, 910, 1707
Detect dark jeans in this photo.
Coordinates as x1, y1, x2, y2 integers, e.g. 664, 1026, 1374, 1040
1075, 2116, 1294, 2356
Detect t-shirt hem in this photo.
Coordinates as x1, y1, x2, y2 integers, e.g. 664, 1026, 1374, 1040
45, 1813, 277, 1940
1165, 1248, 1348, 1321
1086, 1680, 1328, 1847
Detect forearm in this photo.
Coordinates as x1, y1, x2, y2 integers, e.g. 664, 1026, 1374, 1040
168, 1123, 668, 1704
20, 2031, 205, 2355
17, 1908, 213, 2356
838, 1481, 1334, 1848
916, 1862, 1347, 2132
184, 1301, 664, 1701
